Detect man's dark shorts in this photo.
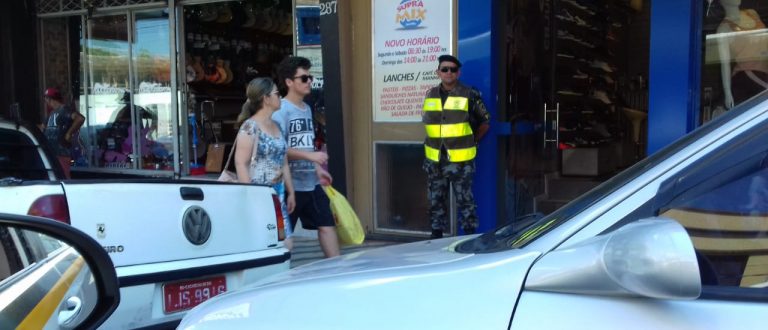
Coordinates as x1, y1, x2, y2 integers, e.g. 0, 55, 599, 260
289, 184, 335, 230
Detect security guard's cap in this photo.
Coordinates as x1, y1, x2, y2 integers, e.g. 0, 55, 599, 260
438, 54, 462, 68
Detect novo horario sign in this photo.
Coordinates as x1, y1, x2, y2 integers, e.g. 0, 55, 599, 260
373, 0, 454, 122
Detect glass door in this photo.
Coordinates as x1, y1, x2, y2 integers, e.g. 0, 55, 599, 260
84, 14, 132, 169
131, 10, 172, 170
503, 1, 559, 226
503, 0, 651, 223
81, 9, 173, 172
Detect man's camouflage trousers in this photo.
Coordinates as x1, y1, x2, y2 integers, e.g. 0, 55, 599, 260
423, 159, 478, 233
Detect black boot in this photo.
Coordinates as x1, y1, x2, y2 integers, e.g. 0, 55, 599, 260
463, 227, 476, 235
430, 229, 443, 239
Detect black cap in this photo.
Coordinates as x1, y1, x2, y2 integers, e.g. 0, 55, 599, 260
438, 54, 462, 68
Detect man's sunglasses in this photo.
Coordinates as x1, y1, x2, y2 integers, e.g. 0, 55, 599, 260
293, 74, 314, 83
439, 67, 459, 73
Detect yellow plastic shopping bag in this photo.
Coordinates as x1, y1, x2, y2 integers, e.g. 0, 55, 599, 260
323, 185, 365, 245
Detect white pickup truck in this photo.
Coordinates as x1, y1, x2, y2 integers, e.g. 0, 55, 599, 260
0, 117, 290, 329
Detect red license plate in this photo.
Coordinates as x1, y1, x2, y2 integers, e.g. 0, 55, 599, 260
162, 276, 227, 314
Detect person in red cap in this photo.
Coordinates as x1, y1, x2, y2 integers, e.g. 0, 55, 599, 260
43, 87, 85, 178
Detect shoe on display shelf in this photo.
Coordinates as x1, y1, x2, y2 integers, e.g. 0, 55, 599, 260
592, 90, 612, 104
557, 89, 584, 96
590, 60, 614, 72
573, 70, 588, 79
556, 8, 576, 22
562, 0, 596, 15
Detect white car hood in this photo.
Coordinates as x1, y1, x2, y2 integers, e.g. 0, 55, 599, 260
262, 236, 483, 283
179, 236, 541, 330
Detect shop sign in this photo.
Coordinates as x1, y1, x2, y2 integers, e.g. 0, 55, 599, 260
297, 46, 324, 89
372, 0, 452, 122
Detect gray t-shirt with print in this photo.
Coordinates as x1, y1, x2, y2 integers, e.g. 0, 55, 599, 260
272, 99, 319, 192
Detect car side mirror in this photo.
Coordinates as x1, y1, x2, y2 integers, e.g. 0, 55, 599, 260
0, 213, 120, 329
525, 217, 701, 300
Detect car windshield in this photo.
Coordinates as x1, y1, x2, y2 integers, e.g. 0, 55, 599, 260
457, 92, 768, 253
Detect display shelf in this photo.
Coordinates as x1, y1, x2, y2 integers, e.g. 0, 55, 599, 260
182, 1, 292, 94
179, 0, 295, 163
187, 80, 246, 95
545, 0, 629, 164
556, 17, 600, 34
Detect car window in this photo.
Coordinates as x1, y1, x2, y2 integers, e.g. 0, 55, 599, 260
0, 226, 68, 282
0, 225, 97, 329
455, 118, 735, 253
18, 229, 64, 260
0, 227, 25, 280
615, 124, 768, 297
0, 226, 48, 282
457, 93, 768, 254
0, 128, 50, 180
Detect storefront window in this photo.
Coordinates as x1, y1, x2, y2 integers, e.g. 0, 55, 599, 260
374, 143, 440, 234
131, 10, 172, 170
79, 10, 172, 172
702, 0, 768, 123
38, 1, 301, 176
296, 2, 325, 150
296, 3, 322, 88
84, 14, 130, 169
40, 17, 83, 164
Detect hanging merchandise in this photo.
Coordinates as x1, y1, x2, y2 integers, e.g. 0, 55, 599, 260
204, 101, 229, 173
188, 111, 206, 175
183, 0, 292, 92
181, 0, 294, 175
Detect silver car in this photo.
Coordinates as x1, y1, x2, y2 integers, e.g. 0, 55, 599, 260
179, 94, 768, 329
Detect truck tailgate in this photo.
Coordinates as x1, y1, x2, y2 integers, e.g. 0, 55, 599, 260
63, 181, 279, 267
0, 182, 64, 214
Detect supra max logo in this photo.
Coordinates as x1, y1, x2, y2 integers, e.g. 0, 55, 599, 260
396, 0, 426, 29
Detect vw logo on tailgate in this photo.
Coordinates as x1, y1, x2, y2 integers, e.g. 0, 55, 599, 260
182, 206, 212, 245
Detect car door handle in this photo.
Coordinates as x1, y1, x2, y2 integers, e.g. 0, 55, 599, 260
180, 187, 204, 201
58, 296, 82, 325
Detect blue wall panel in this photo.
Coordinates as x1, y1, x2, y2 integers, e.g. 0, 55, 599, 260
648, 0, 701, 154
458, 0, 498, 233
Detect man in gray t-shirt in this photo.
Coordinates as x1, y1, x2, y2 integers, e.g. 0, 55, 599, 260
272, 56, 339, 258
273, 99, 320, 191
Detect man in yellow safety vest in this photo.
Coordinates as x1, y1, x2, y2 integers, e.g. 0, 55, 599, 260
422, 54, 490, 239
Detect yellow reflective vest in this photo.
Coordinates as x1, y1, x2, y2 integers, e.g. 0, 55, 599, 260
422, 84, 477, 162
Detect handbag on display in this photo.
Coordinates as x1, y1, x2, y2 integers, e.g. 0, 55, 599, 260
205, 142, 230, 173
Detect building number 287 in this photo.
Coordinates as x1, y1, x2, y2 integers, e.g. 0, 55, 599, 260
320, 1, 337, 16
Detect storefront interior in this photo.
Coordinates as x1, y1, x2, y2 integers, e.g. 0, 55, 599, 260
504, 0, 651, 219
180, 0, 295, 175
37, 0, 316, 177
701, 0, 768, 124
